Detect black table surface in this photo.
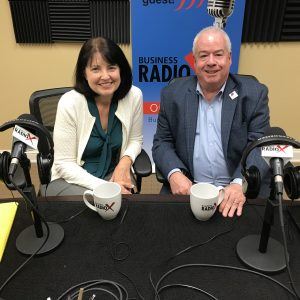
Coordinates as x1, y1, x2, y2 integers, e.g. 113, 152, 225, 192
1, 195, 300, 300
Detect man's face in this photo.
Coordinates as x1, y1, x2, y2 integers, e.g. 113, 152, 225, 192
194, 30, 232, 92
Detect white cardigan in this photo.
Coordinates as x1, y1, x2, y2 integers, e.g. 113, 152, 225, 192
51, 86, 143, 190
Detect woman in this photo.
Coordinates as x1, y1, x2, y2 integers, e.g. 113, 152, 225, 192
46, 37, 143, 196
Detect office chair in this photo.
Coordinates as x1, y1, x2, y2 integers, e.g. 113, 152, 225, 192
155, 166, 167, 184
29, 87, 152, 193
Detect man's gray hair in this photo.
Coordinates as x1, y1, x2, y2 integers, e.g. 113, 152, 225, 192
192, 26, 232, 55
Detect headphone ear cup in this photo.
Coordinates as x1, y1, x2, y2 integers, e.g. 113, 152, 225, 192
243, 165, 261, 199
0, 151, 11, 186
37, 153, 53, 185
284, 166, 300, 200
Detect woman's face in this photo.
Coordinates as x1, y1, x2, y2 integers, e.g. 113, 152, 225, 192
85, 52, 121, 100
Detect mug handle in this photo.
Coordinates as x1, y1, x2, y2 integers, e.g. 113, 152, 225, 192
217, 186, 225, 206
83, 190, 97, 211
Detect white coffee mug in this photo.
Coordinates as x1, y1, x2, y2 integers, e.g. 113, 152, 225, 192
83, 182, 122, 220
190, 183, 225, 221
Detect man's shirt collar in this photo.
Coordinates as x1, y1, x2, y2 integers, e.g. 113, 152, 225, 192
196, 81, 227, 102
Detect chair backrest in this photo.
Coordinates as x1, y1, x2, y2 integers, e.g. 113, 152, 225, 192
29, 87, 72, 135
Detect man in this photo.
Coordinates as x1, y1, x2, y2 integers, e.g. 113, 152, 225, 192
152, 26, 270, 217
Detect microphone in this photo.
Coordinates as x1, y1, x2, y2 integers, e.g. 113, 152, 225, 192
207, 0, 235, 29
8, 114, 39, 176
261, 127, 292, 195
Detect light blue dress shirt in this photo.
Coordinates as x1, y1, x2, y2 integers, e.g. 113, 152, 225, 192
167, 82, 242, 186
193, 83, 241, 186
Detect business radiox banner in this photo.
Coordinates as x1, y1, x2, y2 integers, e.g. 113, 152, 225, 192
132, 0, 246, 161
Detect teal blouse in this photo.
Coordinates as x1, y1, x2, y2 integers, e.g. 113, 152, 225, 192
82, 99, 122, 179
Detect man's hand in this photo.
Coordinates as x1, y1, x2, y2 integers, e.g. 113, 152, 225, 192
169, 171, 193, 195
219, 183, 246, 217
110, 156, 133, 194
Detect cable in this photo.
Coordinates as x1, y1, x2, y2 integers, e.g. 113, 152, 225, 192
3, 182, 15, 199
56, 279, 129, 300
0, 175, 50, 295
109, 199, 145, 300
48, 207, 88, 224
155, 264, 296, 299
166, 219, 237, 261
157, 283, 218, 300
70, 287, 119, 300
41, 182, 88, 224
149, 198, 300, 300
277, 192, 300, 299
149, 218, 237, 299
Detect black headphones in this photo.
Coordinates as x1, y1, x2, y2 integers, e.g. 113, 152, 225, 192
283, 164, 300, 200
241, 133, 300, 199
0, 115, 54, 185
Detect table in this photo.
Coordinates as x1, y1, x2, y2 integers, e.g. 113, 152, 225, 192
0, 195, 300, 299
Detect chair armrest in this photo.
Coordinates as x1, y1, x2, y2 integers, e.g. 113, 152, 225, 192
132, 149, 152, 177
156, 167, 168, 184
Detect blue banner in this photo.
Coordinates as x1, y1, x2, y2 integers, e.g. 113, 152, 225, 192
131, 0, 246, 160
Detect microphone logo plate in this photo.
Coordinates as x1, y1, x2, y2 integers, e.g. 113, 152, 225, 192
13, 125, 39, 150
261, 145, 293, 158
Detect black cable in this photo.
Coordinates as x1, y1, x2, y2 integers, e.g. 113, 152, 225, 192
149, 197, 300, 300
166, 218, 238, 262
41, 182, 88, 224
2, 181, 15, 199
0, 175, 50, 295
277, 192, 300, 299
157, 283, 218, 300
149, 218, 237, 299
109, 198, 145, 300
155, 263, 296, 299
69, 280, 124, 300
283, 204, 294, 243
48, 207, 88, 224
70, 287, 118, 300
57, 198, 142, 300
56, 279, 128, 300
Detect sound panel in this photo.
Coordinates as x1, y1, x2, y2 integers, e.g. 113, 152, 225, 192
90, 0, 130, 44
281, 0, 300, 41
49, 1, 91, 41
242, 0, 287, 43
8, 0, 130, 44
9, 0, 51, 43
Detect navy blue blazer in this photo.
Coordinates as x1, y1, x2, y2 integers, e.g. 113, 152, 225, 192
152, 74, 271, 196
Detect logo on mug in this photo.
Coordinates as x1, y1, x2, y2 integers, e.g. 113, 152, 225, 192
201, 203, 217, 211
95, 202, 115, 212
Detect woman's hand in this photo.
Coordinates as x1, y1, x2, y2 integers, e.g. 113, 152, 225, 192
110, 156, 134, 194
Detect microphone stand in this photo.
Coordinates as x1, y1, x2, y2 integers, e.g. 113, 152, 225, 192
236, 175, 286, 273
15, 155, 64, 255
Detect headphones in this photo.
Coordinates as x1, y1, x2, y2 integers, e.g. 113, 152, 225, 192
0, 115, 54, 185
241, 133, 300, 199
283, 164, 300, 200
